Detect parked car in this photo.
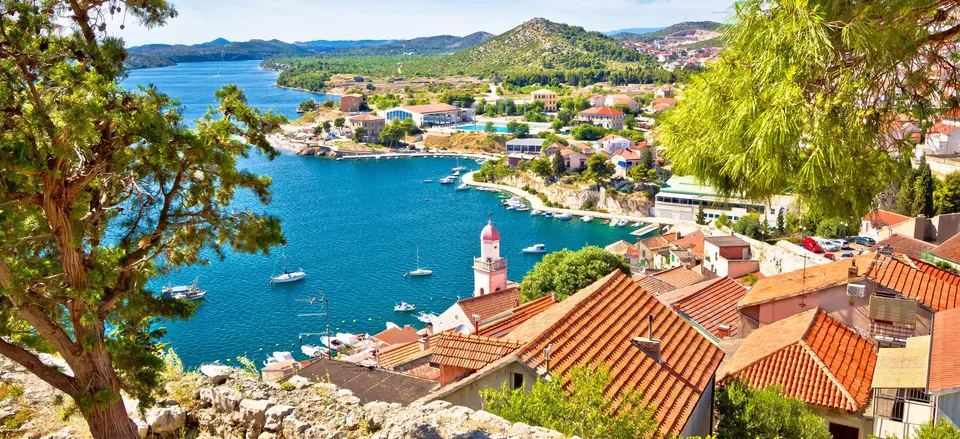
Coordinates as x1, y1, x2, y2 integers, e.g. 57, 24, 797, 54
831, 239, 851, 250
840, 252, 855, 259
848, 236, 876, 246
819, 240, 841, 252
802, 237, 823, 253
824, 253, 836, 261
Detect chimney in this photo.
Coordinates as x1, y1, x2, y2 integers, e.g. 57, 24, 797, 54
631, 315, 662, 364
543, 344, 553, 375
471, 314, 481, 334
848, 260, 858, 282
419, 337, 429, 351
716, 324, 731, 339
671, 302, 681, 313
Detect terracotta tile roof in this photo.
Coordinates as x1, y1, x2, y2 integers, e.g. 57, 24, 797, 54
405, 363, 441, 381
657, 277, 748, 338
672, 230, 705, 257
477, 295, 558, 338
372, 325, 421, 346
349, 113, 383, 122
604, 240, 640, 257
431, 332, 523, 371
931, 123, 959, 135
738, 255, 875, 308
720, 308, 877, 412
933, 232, 960, 263
651, 97, 677, 107
639, 232, 681, 251
456, 287, 521, 323
871, 234, 936, 261
914, 259, 960, 286
599, 134, 629, 142
653, 266, 705, 288
632, 275, 679, 295
517, 271, 724, 437
867, 254, 960, 312
580, 107, 624, 116
401, 103, 459, 114
505, 278, 608, 343
378, 340, 430, 370
614, 148, 643, 161
863, 209, 911, 229
930, 307, 960, 394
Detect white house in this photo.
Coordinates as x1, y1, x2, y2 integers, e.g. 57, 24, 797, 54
611, 148, 645, 177
604, 94, 640, 113
654, 175, 794, 226
557, 146, 593, 171
380, 103, 472, 128
922, 123, 960, 157
596, 134, 633, 155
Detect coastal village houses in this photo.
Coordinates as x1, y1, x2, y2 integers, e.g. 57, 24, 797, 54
556, 145, 592, 171
340, 94, 364, 113
348, 113, 385, 143
654, 175, 794, 226
611, 147, 645, 177
576, 107, 624, 130
597, 134, 633, 155
530, 89, 558, 112
380, 103, 471, 128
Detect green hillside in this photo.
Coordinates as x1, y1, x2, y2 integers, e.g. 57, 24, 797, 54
612, 21, 722, 42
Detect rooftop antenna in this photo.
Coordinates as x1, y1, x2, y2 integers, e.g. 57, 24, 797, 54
297, 293, 333, 357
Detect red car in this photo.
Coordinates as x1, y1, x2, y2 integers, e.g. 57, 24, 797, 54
823, 253, 836, 261
801, 237, 823, 253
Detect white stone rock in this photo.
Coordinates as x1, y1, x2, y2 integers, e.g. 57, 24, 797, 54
287, 375, 310, 389
257, 433, 277, 439
212, 386, 244, 413
263, 404, 295, 431
239, 399, 275, 429
145, 406, 186, 433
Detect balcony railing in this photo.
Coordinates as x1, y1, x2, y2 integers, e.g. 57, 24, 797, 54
474, 258, 507, 272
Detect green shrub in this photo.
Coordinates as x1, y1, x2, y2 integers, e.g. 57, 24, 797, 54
0, 382, 24, 401
280, 381, 295, 391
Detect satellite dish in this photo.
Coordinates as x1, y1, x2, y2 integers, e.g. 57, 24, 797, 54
385, 321, 400, 330
454, 324, 471, 335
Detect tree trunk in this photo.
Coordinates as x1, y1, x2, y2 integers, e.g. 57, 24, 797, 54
83, 396, 139, 439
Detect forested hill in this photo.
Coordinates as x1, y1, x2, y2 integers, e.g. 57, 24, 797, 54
325, 32, 494, 57
611, 21, 722, 42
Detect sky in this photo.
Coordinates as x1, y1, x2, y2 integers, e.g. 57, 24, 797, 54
108, 0, 737, 47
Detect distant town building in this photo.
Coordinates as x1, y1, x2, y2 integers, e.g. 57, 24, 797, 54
922, 123, 960, 156
380, 103, 471, 128
596, 134, 633, 155
340, 94, 364, 113
505, 138, 544, 155
649, 97, 677, 112
348, 113, 385, 143
604, 94, 640, 113
702, 235, 758, 278
530, 89, 558, 112
576, 107, 624, 130
556, 145, 593, 171
655, 85, 674, 98
611, 148, 645, 177
654, 175, 794, 226
474, 220, 508, 297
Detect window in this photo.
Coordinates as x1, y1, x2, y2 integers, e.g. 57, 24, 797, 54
512, 373, 524, 390
828, 423, 859, 439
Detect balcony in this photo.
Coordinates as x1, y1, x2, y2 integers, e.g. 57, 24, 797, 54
473, 258, 507, 272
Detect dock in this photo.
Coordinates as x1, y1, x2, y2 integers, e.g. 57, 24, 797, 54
337, 152, 497, 161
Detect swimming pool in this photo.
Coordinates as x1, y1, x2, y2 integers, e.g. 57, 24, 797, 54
456, 124, 510, 133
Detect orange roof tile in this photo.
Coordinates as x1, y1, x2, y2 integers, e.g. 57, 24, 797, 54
580, 107, 624, 116
405, 363, 441, 381
720, 308, 877, 412
599, 134, 629, 142
378, 340, 430, 370
871, 234, 936, 261
738, 255, 875, 308
914, 259, 960, 286
933, 232, 960, 264
863, 209, 911, 229
657, 277, 748, 338
605, 240, 641, 257
614, 148, 644, 161
651, 97, 677, 106
931, 123, 959, 135
456, 287, 521, 323
372, 325, 421, 346
930, 307, 960, 394
632, 275, 678, 295
431, 332, 523, 371
672, 230, 705, 257
517, 271, 724, 437
867, 254, 960, 312
653, 266, 705, 288
639, 232, 681, 251
349, 113, 383, 122
477, 295, 558, 338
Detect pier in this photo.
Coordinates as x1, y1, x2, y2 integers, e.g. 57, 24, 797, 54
462, 171, 680, 226
336, 151, 497, 160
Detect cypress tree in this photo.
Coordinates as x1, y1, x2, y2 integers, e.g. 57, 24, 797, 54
895, 167, 917, 216
914, 158, 935, 217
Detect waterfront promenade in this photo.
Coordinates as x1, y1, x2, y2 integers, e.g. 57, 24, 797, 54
462, 171, 679, 226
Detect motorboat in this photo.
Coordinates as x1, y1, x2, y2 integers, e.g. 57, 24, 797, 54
516, 206, 530, 212
408, 247, 433, 276
456, 183, 470, 191
394, 302, 417, 312
522, 244, 548, 254
617, 219, 629, 227
199, 361, 232, 378
301, 344, 329, 358
610, 218, 620, 227
582, 216, 593, 222
263, 351, 294, 367
439, 176, 456, 184
601, 219, 611, 225
416, 312, 438, 325
335, 333, 359, 346
452, 170, 461, 177
423, 179, 433, 183
543, 212, 554, 218
530, 210, 542, 216
632, 221, 643, 227
270, 246, 306, 285
163, 276, 207, 301
555, 212, 573, 220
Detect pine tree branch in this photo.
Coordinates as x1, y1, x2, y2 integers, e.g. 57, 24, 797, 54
0, 338, 77, 394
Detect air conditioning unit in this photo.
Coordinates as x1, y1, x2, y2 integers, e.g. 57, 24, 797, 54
847, 283, 866, 298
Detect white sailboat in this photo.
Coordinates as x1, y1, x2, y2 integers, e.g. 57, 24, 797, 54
270, 247, 306, 285
408, 247, 433, 276
451, 157, 467, 172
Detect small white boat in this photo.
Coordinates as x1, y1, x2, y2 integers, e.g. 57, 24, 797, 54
423, 179, 433, 183
505, 204, 517, 210
270, 247, 306, 285
416, 311, 438, 324
632, 221, 643, 227
516, 206, 530, 212
543, 212, 554, 218
555, 212, 573, 220
610, 219, 620, 227
394, 302, 416, 312
531, 210, 542, 216
440, 176, 456, 184
336, 333, 359, 346
408, 247, 433, 276
456, 183, 470, 191
163, 276, 207, 301
452, 157, 467, 172
263, 351, 294, 367
582, 216, 593, 223
301, 344, 329, 358
616, 219, 629, 227
199, 361, 232, 378
522, 244, 548, 254
452, 170, 461, 177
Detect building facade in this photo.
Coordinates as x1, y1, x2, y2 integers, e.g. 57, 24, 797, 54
505, 138, 544, 155
530, 89, 558, 112
474, 220, 508, 297
348, 114, 385, 143
654, 175, 794, 226
340, 94, 364, 113
381, 103, 470, 128
576, 107, 624, 130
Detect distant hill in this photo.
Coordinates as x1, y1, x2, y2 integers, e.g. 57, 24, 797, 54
125, 38, 316, 69
326, 32, 494, 57
612, 21, 722, 42
604, 27, 663, 36
294, 39, 396, 50
416, 18, 645, 75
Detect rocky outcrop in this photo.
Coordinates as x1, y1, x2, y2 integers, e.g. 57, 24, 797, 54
296, 146, 340, 158
501, 174, 652, 216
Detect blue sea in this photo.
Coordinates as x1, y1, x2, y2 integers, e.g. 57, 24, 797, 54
124, 60, 636, 367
